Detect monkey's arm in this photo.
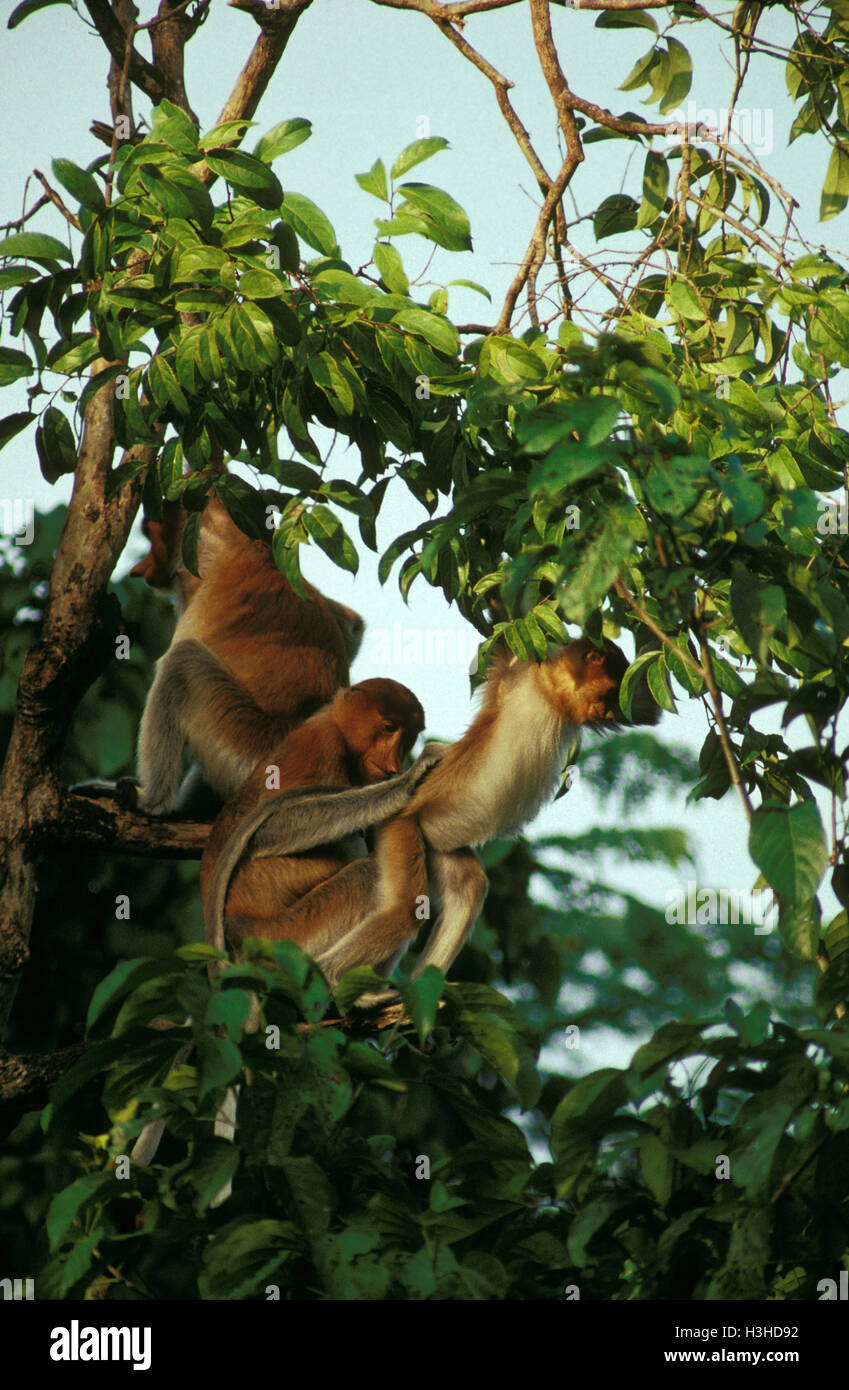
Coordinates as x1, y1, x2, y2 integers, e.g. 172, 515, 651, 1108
250, 742, 449, 856
137, 638, 272, 815
202, 742, 448, 954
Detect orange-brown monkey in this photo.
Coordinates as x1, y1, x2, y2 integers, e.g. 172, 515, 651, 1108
203, 637, 660, 996
199, 677, 429, 958
130, 495, 365, 815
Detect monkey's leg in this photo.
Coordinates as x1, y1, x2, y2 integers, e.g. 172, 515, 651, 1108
409, 847, 489, 978
236, 857, 383, 960
313, 819, 428, 990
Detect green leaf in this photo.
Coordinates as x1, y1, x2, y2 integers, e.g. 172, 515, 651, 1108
593, 194, 637, 239
721, 459, 765, 526
446, 278, 491, 300
618, 651, 661, 720
0, 231, 72, 264
304, 505, 358, 573
560, 503, 637, 625
396, 183, 472, 252
238, 266, 285, 299
480, 335, 545, 385
393, 307, 458, 356
313, 268, 379, 306
8, 0, 70, 28
659, 37, 692, 114
173, 244, 230, 280
399, 967, 445, 1044
596, 8, 656, 30
175, 287, 225, 313
640, 1134, 675, 1206
279, 192, 338, 256
820, 146, 849, 222
749, 801, 828, 903
646, 655, 676, 713
730, 575, 785, 663
35, 405, 76, 483
667, 279, 707, 321
46, 1174, 112, 1250
0, 411, 35, 450
355, 159, 389, 201
390, 136, 450, 180
636, 150, 669, 229
530, 441, 608, 494
253, 117, 311, 163
195, 1032, 242, 1101
199, 119, 254, 151
643, 455, 709, 516
268, 220, 300, 273
334, 967, 386, 1013
204, 150, 284, 210
0, 266, 40, 289
730, 1062, 812, 1194
779, 899, 820, 961
619, 47, 658, 93
0, 346, 34, 387
148, 355, 189, 413
52, 158, 105, 212
553, 1068, 628, 1127
85, 957, 168, 1032
138, 163, 214, 227
373, 241, 409, 294
150, 99, 199, 157
309, 352, 356, 415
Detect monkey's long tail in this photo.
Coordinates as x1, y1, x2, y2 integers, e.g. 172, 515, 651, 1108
201, 783, 356, 955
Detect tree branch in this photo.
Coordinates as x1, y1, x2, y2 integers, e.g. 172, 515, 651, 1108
60, 794, 210, 858
32, 171, 82, 232
81, 0, 164, 102
0, 1040, 95, 1112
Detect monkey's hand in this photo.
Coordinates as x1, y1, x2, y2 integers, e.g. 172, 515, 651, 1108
406, 741, 449, 785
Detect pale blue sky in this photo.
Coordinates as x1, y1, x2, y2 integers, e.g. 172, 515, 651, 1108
2, 1, 847, 1007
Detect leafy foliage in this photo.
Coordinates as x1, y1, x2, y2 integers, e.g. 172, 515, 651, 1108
5, 4, 849, 1302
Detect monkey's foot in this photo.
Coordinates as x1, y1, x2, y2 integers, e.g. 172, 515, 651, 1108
351, 988, 400, 1010
71, 776, 140, 810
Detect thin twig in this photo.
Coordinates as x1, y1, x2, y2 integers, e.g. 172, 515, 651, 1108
32, 172, 82, 232
0, 195, 50, 233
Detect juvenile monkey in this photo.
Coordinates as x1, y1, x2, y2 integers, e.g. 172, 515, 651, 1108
131, 496, 364, 815
204, 636, 659, 994
199, 676, 433, 957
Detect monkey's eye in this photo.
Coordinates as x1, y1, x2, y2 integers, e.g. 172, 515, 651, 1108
383, 721, 399, 733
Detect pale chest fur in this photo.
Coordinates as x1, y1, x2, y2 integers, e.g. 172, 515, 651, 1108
420, 672, 576, 852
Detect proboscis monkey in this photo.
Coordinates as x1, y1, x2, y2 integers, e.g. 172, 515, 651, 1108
203, 637, 660, 997
199, 675, 435, 953
130, 496, 365, 815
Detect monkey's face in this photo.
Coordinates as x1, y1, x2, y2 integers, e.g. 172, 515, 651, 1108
571, 639, 627, 724
550, 637, 659, 727
343, 680, 425, 782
